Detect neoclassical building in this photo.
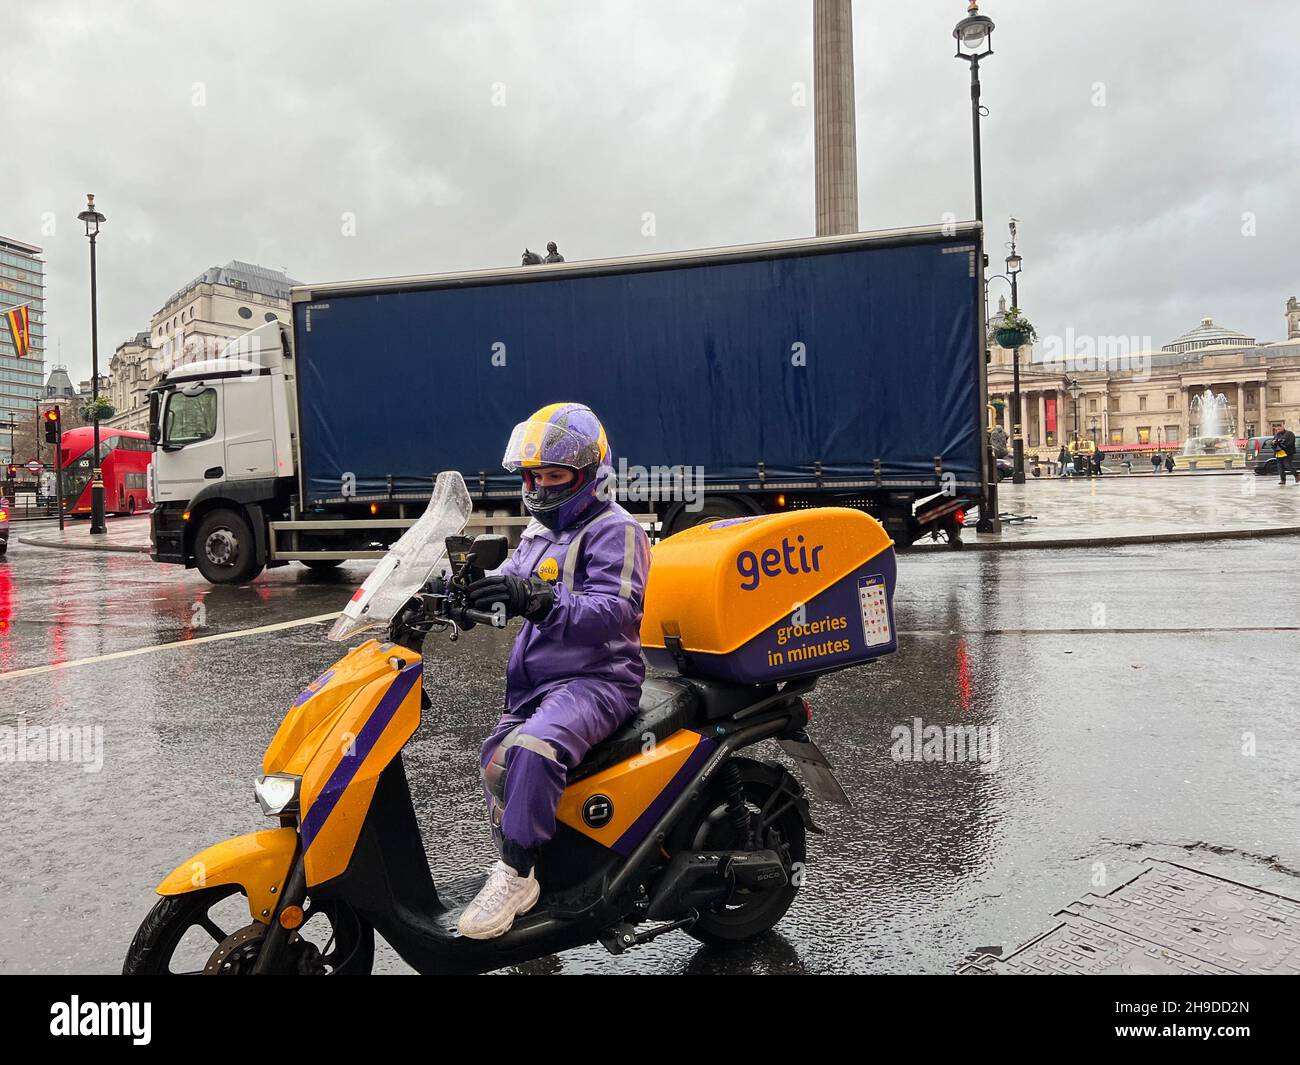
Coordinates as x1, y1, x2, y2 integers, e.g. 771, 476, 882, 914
107, 260, 297, 431
987, 296, 1300, 456
108, 332, 152, 430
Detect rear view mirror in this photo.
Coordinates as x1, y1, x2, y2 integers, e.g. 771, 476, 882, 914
147, 392, 162, 445
467, 534, 508, 572
444, 535, 473, 571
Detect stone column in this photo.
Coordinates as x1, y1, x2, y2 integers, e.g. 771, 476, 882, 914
1237, 383, 1245, 439
814, 0, 859, 236
1037, 392, 1046, 447
1259, 379, 1267, 432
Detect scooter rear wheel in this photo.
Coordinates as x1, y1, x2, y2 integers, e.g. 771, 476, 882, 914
123, 885, 374, 975
676, 759, 807, 945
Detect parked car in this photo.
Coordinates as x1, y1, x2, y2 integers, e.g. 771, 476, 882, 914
0, 495, 9, 556
1246, 436, 1279, 475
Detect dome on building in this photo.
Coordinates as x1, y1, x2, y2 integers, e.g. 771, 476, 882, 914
1162, 316, 1255, 353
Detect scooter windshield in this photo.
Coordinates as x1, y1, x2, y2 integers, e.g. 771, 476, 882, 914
326, 470, 473, 642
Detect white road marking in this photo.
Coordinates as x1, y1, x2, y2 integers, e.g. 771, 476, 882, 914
0, 612, 342, 681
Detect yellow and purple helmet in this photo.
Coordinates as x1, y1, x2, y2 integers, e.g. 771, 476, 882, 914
503, 403, 611, 531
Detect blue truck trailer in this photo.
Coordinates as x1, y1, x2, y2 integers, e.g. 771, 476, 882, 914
149, 222, 990, 584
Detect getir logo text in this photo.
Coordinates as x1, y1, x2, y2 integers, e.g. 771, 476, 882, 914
736, 536, 824, 590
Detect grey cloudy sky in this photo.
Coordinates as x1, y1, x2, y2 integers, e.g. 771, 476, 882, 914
5, 0, 1298, 384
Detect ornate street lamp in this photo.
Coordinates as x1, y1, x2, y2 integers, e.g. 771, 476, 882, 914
1067, 378, 1082, 445
1005, 218, 1025, 483
77, 194, 107, 535
954, 1, 998, 528
953, 2, 994, 223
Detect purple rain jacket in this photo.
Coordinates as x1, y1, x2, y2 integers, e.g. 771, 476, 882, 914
498, 499, 650, 715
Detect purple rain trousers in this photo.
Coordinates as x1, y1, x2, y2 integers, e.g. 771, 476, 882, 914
478, 500, 649, 874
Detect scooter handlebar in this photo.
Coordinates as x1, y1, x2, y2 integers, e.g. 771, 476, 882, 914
459, 605, 506, 628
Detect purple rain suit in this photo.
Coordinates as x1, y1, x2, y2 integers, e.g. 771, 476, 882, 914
479, 498, 650, 874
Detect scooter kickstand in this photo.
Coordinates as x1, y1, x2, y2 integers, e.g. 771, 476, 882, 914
598, 912, 698, 956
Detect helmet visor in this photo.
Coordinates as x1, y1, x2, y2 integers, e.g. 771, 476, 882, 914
503, 420, 603, 471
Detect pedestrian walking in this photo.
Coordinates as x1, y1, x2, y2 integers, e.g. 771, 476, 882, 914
1274, 424, 1297, 485
1092, 450, 1104, 475
1058, 445, 1069, 478
1164, 453, 1174, 474
1150, 452, 1161, 474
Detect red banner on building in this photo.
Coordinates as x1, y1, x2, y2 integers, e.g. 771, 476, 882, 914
1045, 397, 1057, 433
5, 304, 31, 358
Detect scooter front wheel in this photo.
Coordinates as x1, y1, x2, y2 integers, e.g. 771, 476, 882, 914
123, 885, 374, 975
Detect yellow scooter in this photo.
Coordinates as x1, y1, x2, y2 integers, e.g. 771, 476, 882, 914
123, 472, 894, 974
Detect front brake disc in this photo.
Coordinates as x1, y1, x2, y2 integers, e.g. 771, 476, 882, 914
203, 923, 267, 975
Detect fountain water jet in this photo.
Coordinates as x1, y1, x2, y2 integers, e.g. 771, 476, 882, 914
1175, 388, 1242, 470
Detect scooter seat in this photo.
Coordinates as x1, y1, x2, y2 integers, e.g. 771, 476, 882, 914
569, 676, 702, 782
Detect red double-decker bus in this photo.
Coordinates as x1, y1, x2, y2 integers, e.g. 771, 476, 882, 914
59, 426, 154, 517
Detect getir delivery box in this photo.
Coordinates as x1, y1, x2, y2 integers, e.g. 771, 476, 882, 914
641, 508, 897, 684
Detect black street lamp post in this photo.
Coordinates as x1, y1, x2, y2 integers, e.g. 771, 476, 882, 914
953, 3, 994, 223
1067, 378, 1084, 474
1005, 220, 1025, 483
953, 1, 998, 530
77, 194, 107, 535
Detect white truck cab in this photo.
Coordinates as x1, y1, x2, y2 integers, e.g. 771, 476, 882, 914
149, 320, 300, 581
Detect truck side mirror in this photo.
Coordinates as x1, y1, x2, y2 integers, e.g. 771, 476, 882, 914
467, 534, 508, 572
148, 392, 162, 445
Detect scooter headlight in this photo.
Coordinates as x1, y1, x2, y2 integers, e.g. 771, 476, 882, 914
254, 773, 301, 816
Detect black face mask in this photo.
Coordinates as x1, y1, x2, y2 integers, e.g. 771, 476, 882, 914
521, 466, 593, 530
522, 472, 579, 512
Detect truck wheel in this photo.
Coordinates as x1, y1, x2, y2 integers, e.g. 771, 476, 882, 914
194, 508, 264, 584
664, 496, 752, 537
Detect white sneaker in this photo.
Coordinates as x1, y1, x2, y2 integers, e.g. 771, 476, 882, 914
456, 860, 541, 940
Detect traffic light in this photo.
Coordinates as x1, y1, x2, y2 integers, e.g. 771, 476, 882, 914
43, 407, 60, 443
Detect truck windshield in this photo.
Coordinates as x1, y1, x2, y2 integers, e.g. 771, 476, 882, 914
163, 388, 217, 446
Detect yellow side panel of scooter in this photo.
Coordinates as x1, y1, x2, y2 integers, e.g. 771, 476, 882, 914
268, 640, 424, 888
264, 639, 407, 777
156, 827, 297, 924
555, 729, 709, 855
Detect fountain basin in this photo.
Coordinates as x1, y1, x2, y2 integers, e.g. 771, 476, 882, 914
1174, 435, 1242, 471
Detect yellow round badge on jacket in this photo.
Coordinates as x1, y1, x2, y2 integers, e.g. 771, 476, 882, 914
537, 557, 559, 583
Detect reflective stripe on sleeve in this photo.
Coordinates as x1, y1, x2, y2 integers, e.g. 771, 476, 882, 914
618, 523, 637, 599
562, 534, 584, 591
561, 508, 620, 591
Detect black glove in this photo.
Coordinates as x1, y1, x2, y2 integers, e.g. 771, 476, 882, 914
465, 574, 555, 623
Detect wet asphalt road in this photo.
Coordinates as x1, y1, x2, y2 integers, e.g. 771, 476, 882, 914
1, 522, 1298, 974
